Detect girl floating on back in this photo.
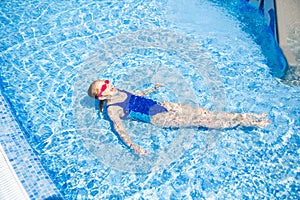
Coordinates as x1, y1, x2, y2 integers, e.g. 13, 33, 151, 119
88, 80, 270, 156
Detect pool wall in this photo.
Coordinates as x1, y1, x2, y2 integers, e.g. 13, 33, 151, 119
248, 0, 278, 42
0, 90, 62, 199
249, 0, 299, 72
245, 0, 288, 78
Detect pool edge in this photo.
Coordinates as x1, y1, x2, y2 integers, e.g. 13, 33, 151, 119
249, 0, 299, 77
274, 0, 299, 67
0, 90, 63, 200
0, 144, 30, 200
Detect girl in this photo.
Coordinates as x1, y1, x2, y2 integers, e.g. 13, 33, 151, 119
88, 80, 270, 155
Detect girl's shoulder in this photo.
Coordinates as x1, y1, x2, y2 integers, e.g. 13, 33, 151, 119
107, 89, 129, 105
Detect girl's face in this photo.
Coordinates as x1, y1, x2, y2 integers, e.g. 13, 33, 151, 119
96, 80, 117, 99
101, 82, 116, 96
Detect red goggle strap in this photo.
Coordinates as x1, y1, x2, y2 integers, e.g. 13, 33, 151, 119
97, 80, 109, 99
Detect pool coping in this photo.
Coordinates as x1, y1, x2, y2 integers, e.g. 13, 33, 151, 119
0, 90, 63, 200
274, 0, 299, 67
0, 144, 30, 200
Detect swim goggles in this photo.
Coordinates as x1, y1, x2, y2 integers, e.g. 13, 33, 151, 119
96, 80, 109, 99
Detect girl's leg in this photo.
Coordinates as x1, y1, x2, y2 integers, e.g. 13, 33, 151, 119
151, 102, 270, 129
204, 112, 270, 129
151, 102, 221, 128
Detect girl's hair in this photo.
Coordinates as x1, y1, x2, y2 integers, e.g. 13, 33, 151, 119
88, 80, 101, 98
99, 100, 105, 113
88, 80, 106, 113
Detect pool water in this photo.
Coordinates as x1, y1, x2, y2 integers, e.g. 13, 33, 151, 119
0, 0, 299, 199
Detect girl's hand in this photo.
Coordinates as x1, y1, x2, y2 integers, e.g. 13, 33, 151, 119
131, 144, 148, 156
154, 83, 164, 90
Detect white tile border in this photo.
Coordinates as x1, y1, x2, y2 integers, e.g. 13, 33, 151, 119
0, 144, 30, 200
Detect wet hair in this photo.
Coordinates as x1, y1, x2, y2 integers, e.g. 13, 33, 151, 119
99, 100, 105, 113
88, 80, 106, 113
88, 80, 101, 99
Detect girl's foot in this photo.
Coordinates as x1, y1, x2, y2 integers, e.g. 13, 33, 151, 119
240, 113, 270, 128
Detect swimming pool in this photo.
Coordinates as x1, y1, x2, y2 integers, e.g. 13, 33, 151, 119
0, 0, 299, 199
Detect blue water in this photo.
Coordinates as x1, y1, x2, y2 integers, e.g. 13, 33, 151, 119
0, 0, 299, 199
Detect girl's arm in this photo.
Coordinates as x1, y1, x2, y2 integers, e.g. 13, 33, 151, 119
135, 83, 163, 96
107, 107, 147, 156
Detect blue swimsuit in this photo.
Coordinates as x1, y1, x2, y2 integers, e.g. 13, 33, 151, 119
107, 90, 168, 123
